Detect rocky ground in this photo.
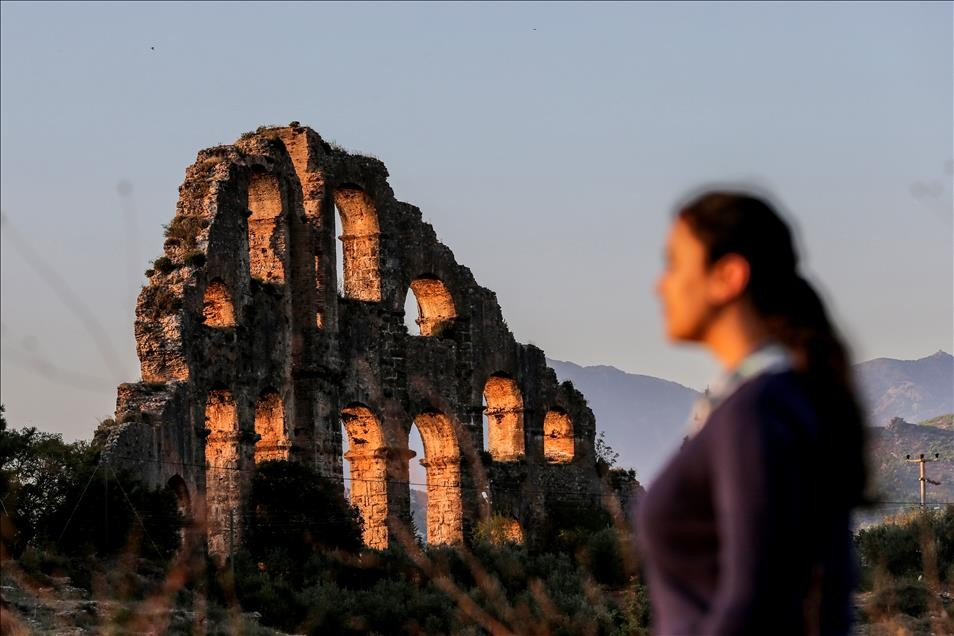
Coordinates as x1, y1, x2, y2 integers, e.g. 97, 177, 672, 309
0, 565, 284, 635
852, 590, 954, 636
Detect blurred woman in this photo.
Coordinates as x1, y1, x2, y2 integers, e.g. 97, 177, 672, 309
636, 190, 867, 636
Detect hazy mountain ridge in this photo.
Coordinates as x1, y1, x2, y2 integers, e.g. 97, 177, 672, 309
854, 350, 953, 425
917, 414, 953, 430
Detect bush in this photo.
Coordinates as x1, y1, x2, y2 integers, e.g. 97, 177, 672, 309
611, 578, 652, 636
473, 514, 522, 548
1, 412, 182, 568
151, 256, 176, 274
162, 215, 205, 251
140, 285, 182, 319
184, 251, 206, 268
541, 498, 614, 554
856, 506, 954, 584
245, 460, 363, 571
583, 527, 628, 587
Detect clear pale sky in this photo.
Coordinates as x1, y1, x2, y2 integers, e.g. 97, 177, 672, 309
2, 2, 952, 446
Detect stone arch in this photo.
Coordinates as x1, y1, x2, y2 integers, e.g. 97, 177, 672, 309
167, 474, 191, 522
247, 171, 286, 283
333, 185, 380, 301
204, 389, 239, 558
202, 279, 236, 327
254, 390, 289, 463
483, 374, 525, 461
543, 408, 574, 463
406, 276, 457, 336
341, 403, 389, 548
412, 410, 463, 545
167, 474, 192, 548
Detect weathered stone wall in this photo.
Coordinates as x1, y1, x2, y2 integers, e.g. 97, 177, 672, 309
101, 125, 603, 557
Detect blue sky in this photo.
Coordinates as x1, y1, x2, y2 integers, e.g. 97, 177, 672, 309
1, 2, 952, 451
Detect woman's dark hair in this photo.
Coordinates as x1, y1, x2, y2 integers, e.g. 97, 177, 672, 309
677, 190, 868, 507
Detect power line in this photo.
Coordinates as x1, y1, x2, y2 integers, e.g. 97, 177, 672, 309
0, 212, 127, 379
55, 461, 101, 543
99, 452, 954, 506
101, 452, 624, 499
107, 464, 164, 557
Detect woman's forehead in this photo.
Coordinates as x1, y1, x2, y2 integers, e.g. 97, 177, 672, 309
670, 218, 702, 251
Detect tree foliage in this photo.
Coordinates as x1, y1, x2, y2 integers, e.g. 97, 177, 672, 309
855, 505, 954, 584
0, 405, 181, 561
595, 430, 619, 468
244, 460, 364, 566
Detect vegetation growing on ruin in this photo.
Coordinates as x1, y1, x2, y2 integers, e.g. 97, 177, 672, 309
139, 285, 182, 319
184, 250, 207, 268
151, 255, 177, 274
162, 214, 206, 251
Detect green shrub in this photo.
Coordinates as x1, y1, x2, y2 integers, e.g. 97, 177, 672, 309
162, 215, 205, 250
611, 578, 652, 636
151, 256, 176, 274
184, 250, 206, 268
541, 499, 614, 554
140, 286, 182, 319
473, 514, 522, 548
1, 416, 181, 565
583, 527, 627, 587
245, 460, 364, 571
856, 506, 954, 584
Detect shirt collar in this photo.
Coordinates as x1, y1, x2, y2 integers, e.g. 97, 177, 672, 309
686, 341, 793, 437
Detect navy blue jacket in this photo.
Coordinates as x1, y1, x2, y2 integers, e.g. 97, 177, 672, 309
634, 370, 855, 636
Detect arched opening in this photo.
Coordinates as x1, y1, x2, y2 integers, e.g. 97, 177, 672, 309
202, 279, 236, 327
254, 391, 289, 463
341, 404, 389, 548
167, 475, 191, 547
483, 375, 525, 461
543, 408, 575, 463
333, 186, 380, 301
412, 411, 463, 545
247, 172, 286, 283
407, 425, 427, 541
403, 291, 420, 333
405, 276, 457, 337
167, 475, 191, 521
204, 390, 239, 558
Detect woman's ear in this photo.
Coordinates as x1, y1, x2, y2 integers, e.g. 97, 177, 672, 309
707, 253, 751, 305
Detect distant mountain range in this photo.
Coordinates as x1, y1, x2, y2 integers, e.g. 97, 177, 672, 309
547, 350, 953, 482
854, 350, 953, 425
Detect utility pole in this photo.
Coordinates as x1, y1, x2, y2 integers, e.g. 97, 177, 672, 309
905, 453, 941, 507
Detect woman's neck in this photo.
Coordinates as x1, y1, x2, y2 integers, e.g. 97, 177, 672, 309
703, 303, 772, 372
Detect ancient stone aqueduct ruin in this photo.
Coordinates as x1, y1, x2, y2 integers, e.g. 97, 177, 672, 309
101, 124, 604, 556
